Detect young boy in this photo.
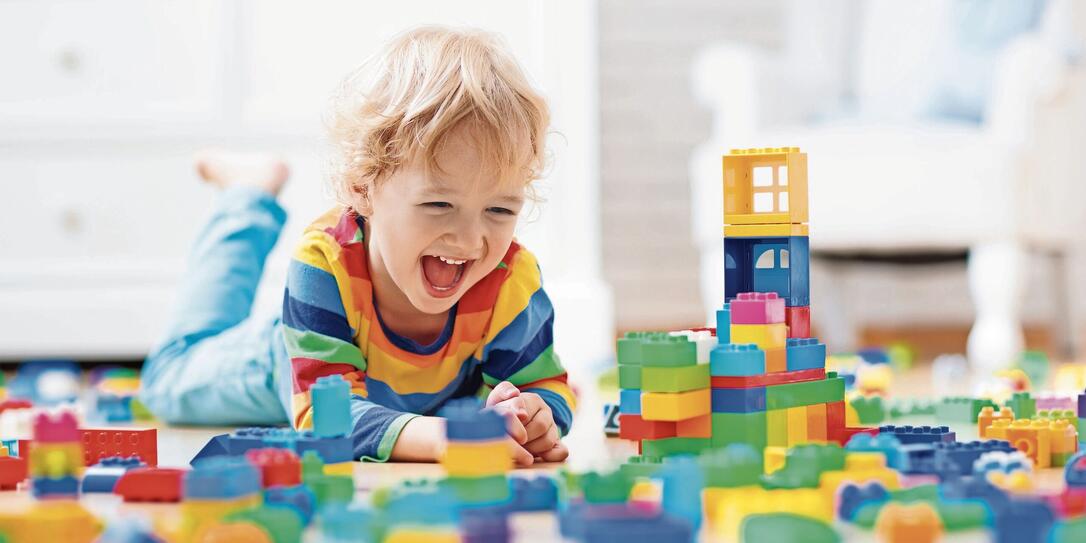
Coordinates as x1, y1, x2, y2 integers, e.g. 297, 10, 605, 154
139, 27, 573, 466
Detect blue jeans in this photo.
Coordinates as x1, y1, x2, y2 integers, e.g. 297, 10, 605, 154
139, 187, 292, 426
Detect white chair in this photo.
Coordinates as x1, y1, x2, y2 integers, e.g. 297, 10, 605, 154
690, 0, 1086, 371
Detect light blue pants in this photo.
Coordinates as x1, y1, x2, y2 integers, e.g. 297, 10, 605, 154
139, 187, 292, 426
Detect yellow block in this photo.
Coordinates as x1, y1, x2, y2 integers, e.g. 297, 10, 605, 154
766, 409, 788, 447
819, 453, 900, 505
0, 501, 103, 543
323, 462, 355, 477
786, 406, 808, 447
630, 480, 660, 502
28, 443, 83, 479
723, 223, 809, 238
730, 324, 787, 350
705, 485, 830, 541
723, 147, 809, 227
441, 440, 511, 476
641, 389, 711, 421
1049, 419, 1079, 454
764, 446, 787, 474
385, 528, 461, 543
179, 495, 262, 543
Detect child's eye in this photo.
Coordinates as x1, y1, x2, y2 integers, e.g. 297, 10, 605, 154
422, 202, 452, 209
487, 207, 516, 216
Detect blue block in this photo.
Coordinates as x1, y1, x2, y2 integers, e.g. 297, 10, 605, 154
619, 389, 642, 415
711, 387, 766, 413
837, 482, 889, 521
709, 344, 765, 377
1066, 451, 1086, 487
898, 444, 937, 475
661, 456, 703, 532
96, 394, 134, 423
716, 304, 731, 344
560, 501, 693, 543
441, 399, 508, 441
993, 499, 1054, 543
785, 338, 825, 371
190, 433, 231, 465
724, 236, 809, 307
508, 476, 559, 512
312, 375, 352, 438
228, 427, 277, 455
185, 456, 262, 499
933, 440, 1016, 478
845, 433, 904, 469
878, 425, 955, 445
297, 432, 353, 464
32, 476, 79, 498
265, 484, 317, 524
82, 456, 145, 493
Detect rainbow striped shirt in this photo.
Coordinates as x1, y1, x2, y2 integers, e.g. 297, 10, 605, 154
282, 207, 574, 461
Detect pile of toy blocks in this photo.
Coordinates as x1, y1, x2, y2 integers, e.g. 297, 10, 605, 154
440, 400, 512, 507
977, 406, 1080, 468
28, 412, 83, 499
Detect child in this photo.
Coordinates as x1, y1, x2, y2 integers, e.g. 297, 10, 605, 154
140, 27, 574, 466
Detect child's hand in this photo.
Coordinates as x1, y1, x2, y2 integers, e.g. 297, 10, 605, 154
485, 381, 534, 466
485, 381, 568, 464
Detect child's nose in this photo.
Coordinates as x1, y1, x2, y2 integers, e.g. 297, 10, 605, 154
445, 216, 486, 255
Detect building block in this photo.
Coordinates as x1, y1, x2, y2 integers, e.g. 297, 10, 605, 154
724, 223, 810, 238
931, 440, 1016, 477
765, 376, 845, 410
295, 432, 353, 464
711, 368, 825, 389
838, 482, 891, 521
1036, 408, 1078, 427
767, 409, 788, 447
786, 338, 826, 372
245, 448, 302, 488
978, 406, 1016, 439
33, 411, 79, 443
724, 235, 810, 307
722, 147, 808, 226
184, 456, 262, 500
442, 400, 507, 441
641, 389, 710, 421
711, 386, 766, 413
764, 444, 847, 490
819, 453, 901, 505
641, 337, 697, 367
603, 403, 621, 436
716, 305, 731, 344
731, 323, 787, 351
826, 401, 846, 440
620, 455, 663, 479
937, 397, 998, 423
439, 475, 510, 506
787, 406, 809, 447
766, 348, 787, 373
874, 502, 943, 543
0, 455, 27, 490
1004, 419, 1053, 469
730, 292, 786, 325
113, 467, 185, 502
676, 413, 712, 438
619, 414, 676, 441
807, 403, 828, 441
1005, 392, 1037, 420
710, 344, 765, 376
641, 364, 709, 393
311, 375, 351, 439
619, 389, 642, 415
740, 513, 839, 543
878, 425, 955, 445
993, 498, 1054, 543
711, 412, 768, 450
785, 306, 811, 338
706, 486, 832, 540
1050, 419, 1079, 457
441, 439, 511, 477
618, 365, 641, 389
845, 433, 905, 470
81, 456, 144, 493
699, 444, 763, 488
660, 456, 704, 533
80, 428, 157, 467
31, 475, 79, 499
191, 433, 231, 465
641, 437, 711, 457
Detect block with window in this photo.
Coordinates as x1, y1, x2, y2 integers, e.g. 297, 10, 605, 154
722, 147, 808, 226
724, 235, 809, 307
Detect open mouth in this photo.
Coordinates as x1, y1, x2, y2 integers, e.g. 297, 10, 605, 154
420, 255, 473, 298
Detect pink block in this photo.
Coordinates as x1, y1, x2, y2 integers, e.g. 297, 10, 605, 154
730, 292, 786, 324
33, 412, 79, 443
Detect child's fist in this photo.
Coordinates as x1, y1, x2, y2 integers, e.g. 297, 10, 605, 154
485, 381, 567, 463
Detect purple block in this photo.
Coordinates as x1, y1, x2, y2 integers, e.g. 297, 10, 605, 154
730, 292, 786, 325
1079, 392, 1085, 417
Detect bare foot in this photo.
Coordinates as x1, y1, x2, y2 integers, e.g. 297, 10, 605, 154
194, 149, 290, 197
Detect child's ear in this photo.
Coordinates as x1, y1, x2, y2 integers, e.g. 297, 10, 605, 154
352, 181, 373, 216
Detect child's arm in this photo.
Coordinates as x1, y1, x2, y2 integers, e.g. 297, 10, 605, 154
283, 231, 430, 461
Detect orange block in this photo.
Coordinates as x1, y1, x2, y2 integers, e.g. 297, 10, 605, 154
1048, 419, 1079, 455
978, 407, 1015, 439
1005, 420, 1052, 469
676, 414, 712, 438
806, 403, 827, 442
765, 348, 787, 373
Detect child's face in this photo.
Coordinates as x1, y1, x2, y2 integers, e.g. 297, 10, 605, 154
364, 126, 527, 316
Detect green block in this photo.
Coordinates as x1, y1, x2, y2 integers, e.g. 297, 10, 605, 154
642, 336, 697, 367
740, 513, 841, 543
935, 501, 991, 531
306, 474, 355, 506
710, 412, 767, 451
936, 397, 997, 423
766, 409, 788, 447
616, 331, 670, 365
1053, 451, 1075, 467
580, 470, 633, 504
765, 377, 845, 410
1036, 409, 1077, 427
641, 437, 710, 458
762, 444, 845, 489
641, 364, 709, 392
442, 475, 510, 504
1004, 392, 1036, 419
225, 506, 304, 543
1051, 517, 1086, 543
699, 444, 763, 487
851, 395, 886, 425
618, 364, 642, 389
620, 455, 663, 479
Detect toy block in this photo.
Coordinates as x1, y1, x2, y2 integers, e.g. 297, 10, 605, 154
311, 375, 351, 438
1036, 408, 1078, 427
578, 470, 634, 504
873, 501, 943, 543
992, 499, 1055, 543
711, 386, 766, 413
660, 456, 704, 532
184, 456, 262, 500
996, 419, 1053, 469
442, 399, 507, 441
441, 440, 511, 477
699, 444, 763, 488
0, 455, 27, 490
641, 389, 710, 421
712, 367, 825, 389
722, 147, 808, 226
603, 403, 621, 436
616, 331, 668, 365
826, 401, 846, 440
724, 235, 810, 307
764, 446, 787, 474
619, 414, 676, 440
618, 364, 641, 389
1049, 419, 1079, 456
676, 413, 712, 438
767, 409, 788, 447
641, 337, 697, 367
112, 467, 185, 502
81, 456, 144, 493
1005, 392, 1036, 420
786, 338, 826, 372
296, 431, 353, 464
937, 397, 998, 423
878, 425, 955, 445
32, 411, 79, 443
576, 506, 693, 543
724, 223, 810, 238
710, 344, 765, 376
766, 348, 787, 373
978, 406, 1016, 439
850, 395, 887, 425
786, 406, 808, 447
731, 323, 787, 351
785, 306, 811, 338
820, 453, 900, 503
619, 389, 642, 415
80, 428, 157, 467
641, 437, 711, 457
245, 448, 301, 488
763, 444, 846, 489
31, 475, 79, 499
730, 292, 786, 324
670, 328, 717, 364
29, 442, 83, 478
641, 364, 709, 393
742, 512, 839, 543
845, 433, 905, 470
191, 433, 230, 465
765, 376, 845, 410
806, 403, 828, 441
710, 412, 768, 450
716, 304, 731, 343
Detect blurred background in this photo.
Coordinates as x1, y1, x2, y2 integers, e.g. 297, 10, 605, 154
3, 0, 1086, 383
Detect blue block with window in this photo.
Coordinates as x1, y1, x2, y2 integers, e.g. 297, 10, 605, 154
723, 235, 809, 307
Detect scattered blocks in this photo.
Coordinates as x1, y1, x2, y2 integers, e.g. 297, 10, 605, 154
878, 425, 955, 445
81, 456, 144, 493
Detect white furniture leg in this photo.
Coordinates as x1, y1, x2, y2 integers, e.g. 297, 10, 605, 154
967, 241, 1026, 373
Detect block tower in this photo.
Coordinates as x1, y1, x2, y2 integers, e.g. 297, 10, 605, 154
440, 401, 512, 506
29, 412, 84, 498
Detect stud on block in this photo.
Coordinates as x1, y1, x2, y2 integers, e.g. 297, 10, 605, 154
441, 399, 507, 442
710, 344, 765, 377
730, 292, 786, 325
786, 338, 826, 372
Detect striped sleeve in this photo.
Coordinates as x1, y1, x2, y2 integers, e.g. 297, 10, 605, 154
282, 228, 417, 461
479, 249, 575, 435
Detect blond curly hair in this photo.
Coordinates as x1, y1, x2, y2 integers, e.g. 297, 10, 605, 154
327, 26, 550, 211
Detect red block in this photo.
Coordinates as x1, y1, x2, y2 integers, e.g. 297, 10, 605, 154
836, 427, 878, 446
711, 368, 825, 389
114, 467, 185, 502
245, 448, 302, 488
826, 400, 846, 443
0, 456, 27, 490
0, 399, 32, 415
731, 292, 786, 325
619, 414, 676, 441
80, 428, 157, 467
34, 412, 79, 443
785, 306, 811, 338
